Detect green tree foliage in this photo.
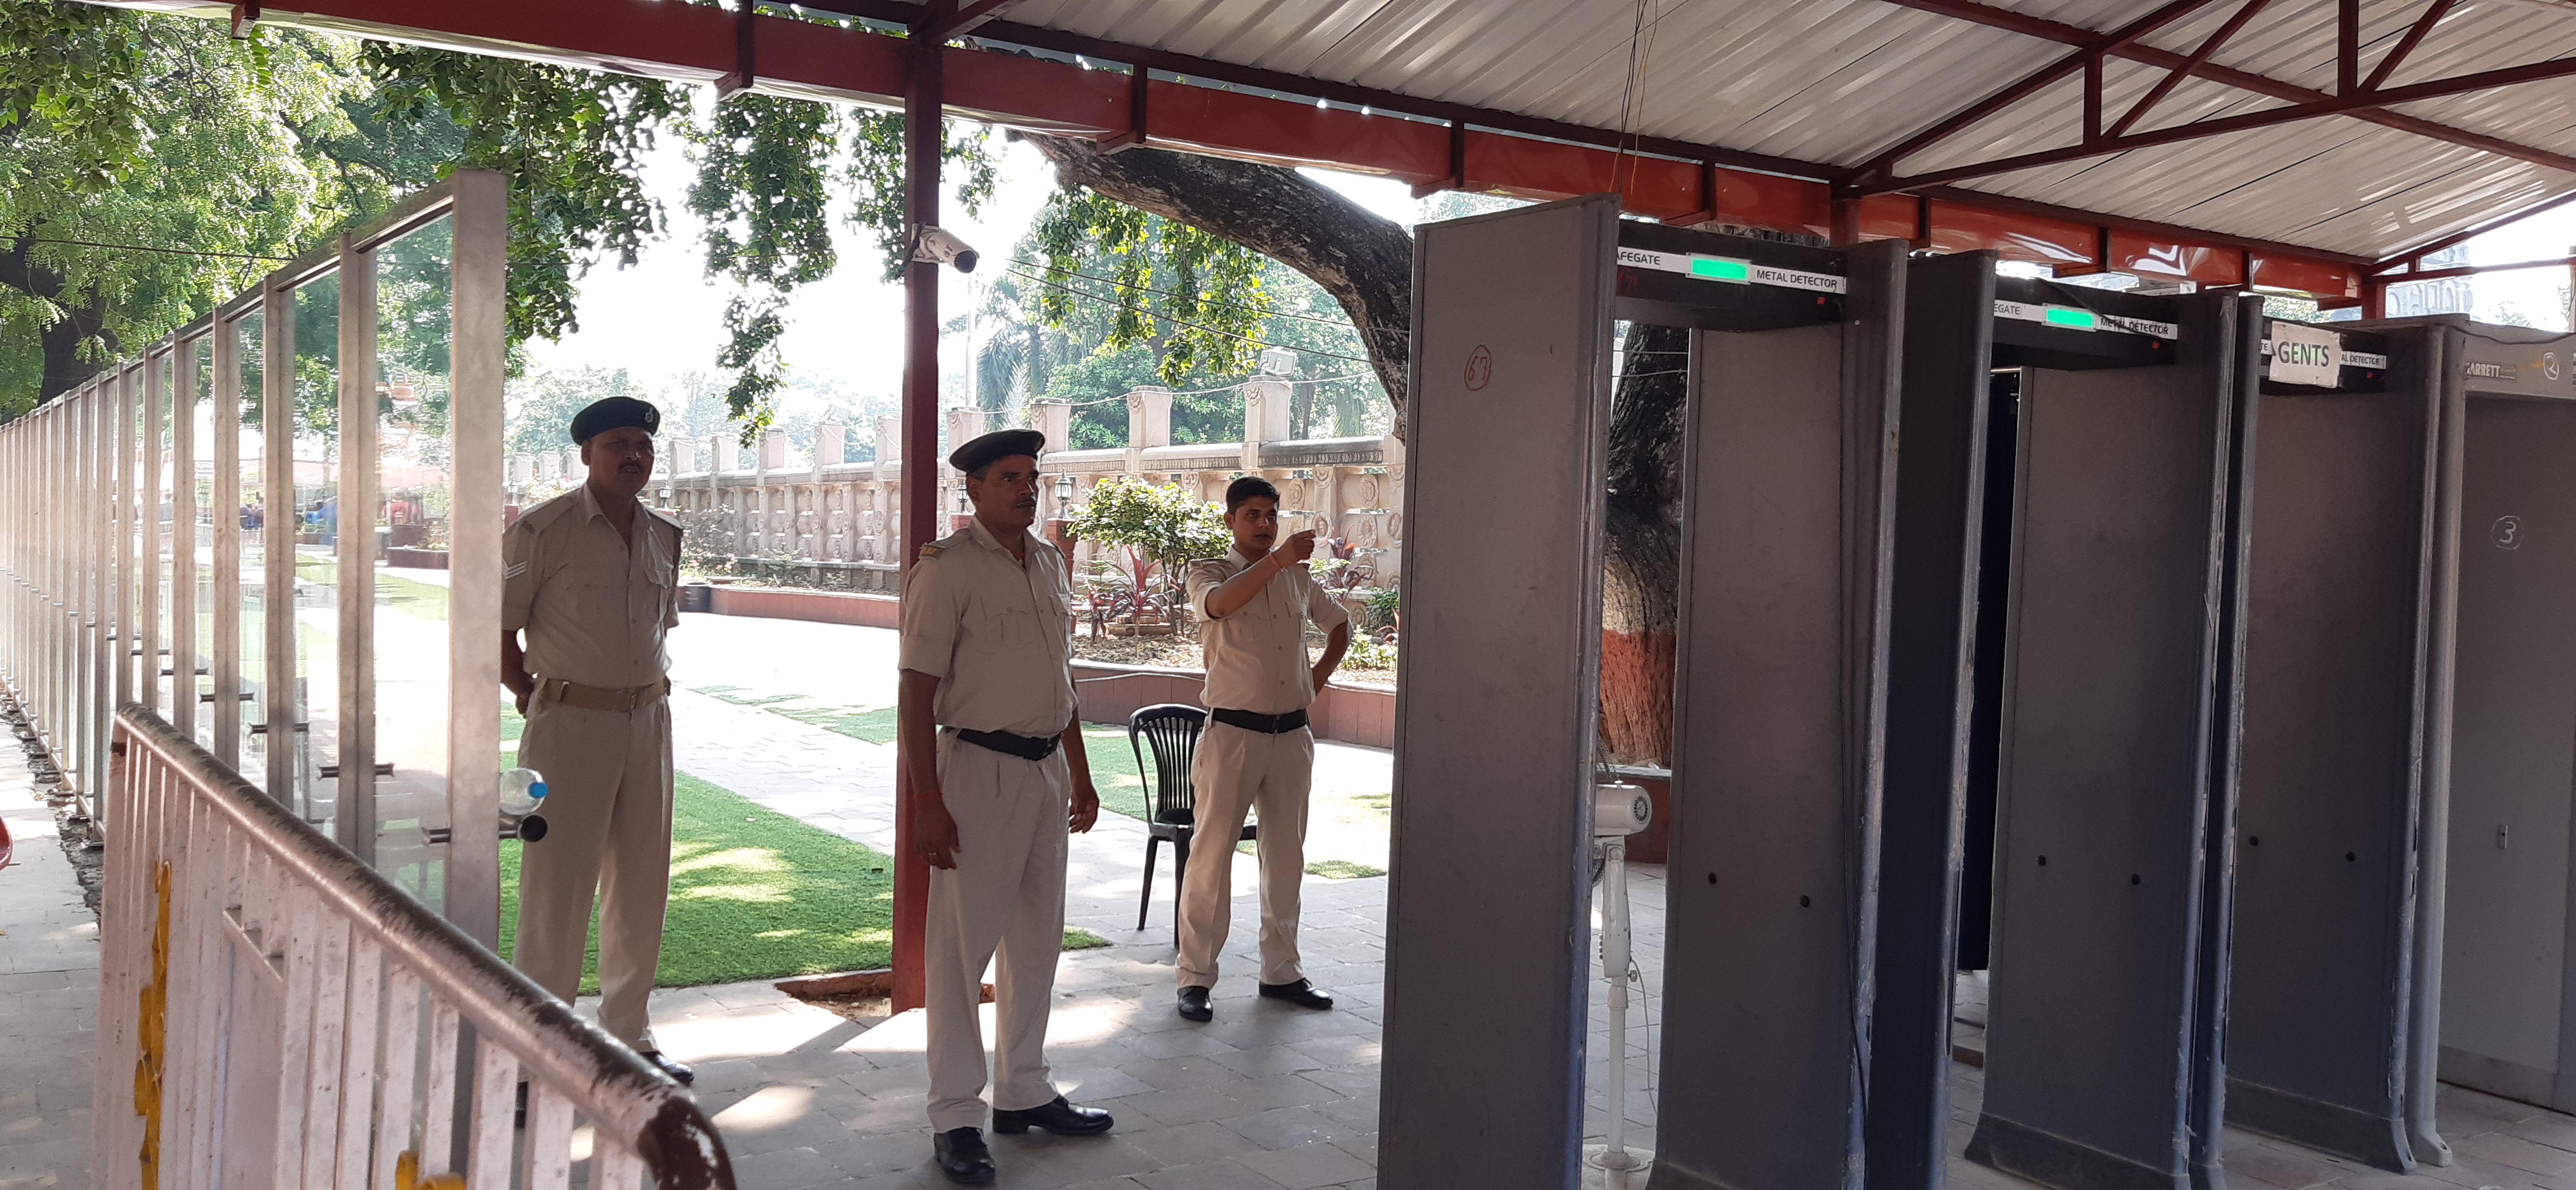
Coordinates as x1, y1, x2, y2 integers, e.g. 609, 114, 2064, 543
504, 364, 654, 455
685, 93, 993, 439
1026, 190, 1267, 384
0, 6, 440, 417
362, 43, 684, 349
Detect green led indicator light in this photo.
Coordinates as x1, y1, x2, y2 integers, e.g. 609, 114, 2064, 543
2043, 306, 2097, 330
1690, 255, 1751, 282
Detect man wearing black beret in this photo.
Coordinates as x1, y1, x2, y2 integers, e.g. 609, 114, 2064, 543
500, 395, 695, 1084
898, 427, 1114, 1182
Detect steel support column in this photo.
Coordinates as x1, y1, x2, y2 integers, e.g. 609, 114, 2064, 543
893, 28, 943, 1014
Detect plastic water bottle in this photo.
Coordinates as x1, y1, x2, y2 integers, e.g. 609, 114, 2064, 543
500, 768, 548, 817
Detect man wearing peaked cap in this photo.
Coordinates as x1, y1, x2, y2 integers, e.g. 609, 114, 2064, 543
567, 394, 659, 443
501, 395, 695, 1084
949, 427, 1046, 473
899, 426, 1114, 1183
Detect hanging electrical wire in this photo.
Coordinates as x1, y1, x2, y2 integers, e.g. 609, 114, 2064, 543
13, 237, 292, 262
1003, 263, 1378, 366
1009, 257, 1402, 336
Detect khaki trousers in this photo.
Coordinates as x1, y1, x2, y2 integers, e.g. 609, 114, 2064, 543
1176, 721, 1312, 988
927, 731, 1071, 1132
512, 696, 674, 1049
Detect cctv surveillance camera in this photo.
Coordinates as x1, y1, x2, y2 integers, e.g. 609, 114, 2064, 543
912, 225, 980, 273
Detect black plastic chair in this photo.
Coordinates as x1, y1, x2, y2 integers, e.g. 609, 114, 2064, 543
1131, 703, 1256, 940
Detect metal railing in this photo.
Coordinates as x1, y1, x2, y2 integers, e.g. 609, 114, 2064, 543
96, 706, 734, 1190
0, 172, 708, 1186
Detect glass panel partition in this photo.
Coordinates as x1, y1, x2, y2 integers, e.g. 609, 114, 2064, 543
292, 272, 342, 824
0, 171, 503, 935
373, 214, 456, 904
183, 336, 211, 748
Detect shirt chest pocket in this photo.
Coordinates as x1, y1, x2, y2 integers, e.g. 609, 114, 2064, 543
976, 593, 1038, 643
646, 548, 675, 616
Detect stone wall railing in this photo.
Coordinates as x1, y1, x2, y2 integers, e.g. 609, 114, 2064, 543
506, 382, 1405, 595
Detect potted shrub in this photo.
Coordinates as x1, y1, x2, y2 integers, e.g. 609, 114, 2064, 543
1064, 477, 1229, 637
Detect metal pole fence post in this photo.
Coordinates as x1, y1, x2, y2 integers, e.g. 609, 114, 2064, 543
446, 169, 506, 951
212, 315, 243, 769
338, 233, 381, 863
264, 281, 296, 809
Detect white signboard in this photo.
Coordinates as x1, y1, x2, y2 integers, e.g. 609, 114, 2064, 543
2269, 320, 2343, 388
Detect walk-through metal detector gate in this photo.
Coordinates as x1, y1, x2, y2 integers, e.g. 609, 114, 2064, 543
1384, 194, 2000, 1190
1963, 282, 2248, 1190
2414, 322, 2576, 1114
2224, 315, 2433, 1173
1648, 228, 1911, 1190
2223, 316, 2576, 1169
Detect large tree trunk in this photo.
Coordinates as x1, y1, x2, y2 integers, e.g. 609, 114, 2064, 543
1027, 135, 1683, 762
1600, 325, 1690, 764
1019, 135, 1413, 417
0, 236, 115, 405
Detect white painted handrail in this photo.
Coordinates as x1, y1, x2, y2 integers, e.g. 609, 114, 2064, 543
94, 706, 736, 1190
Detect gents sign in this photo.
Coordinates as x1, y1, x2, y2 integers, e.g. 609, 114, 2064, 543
2269, 320, 2343, 388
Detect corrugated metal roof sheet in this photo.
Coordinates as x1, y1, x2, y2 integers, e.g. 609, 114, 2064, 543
968, 0, 2576, 261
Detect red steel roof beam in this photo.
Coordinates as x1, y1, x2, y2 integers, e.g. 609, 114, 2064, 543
1871, 51, 2576, 193
1873, 0, 2576, 186
2363, 0, 2459, 92
2108, 0, 2270, 138
914, 0, 1027, 40
2337, 0, 2360, 95
1847, 0, 2228, 188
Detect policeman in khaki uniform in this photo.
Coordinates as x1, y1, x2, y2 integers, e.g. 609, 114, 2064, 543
897, 428, 1114, 1186
1173, 476, 1350, 1024
500, 396, 694, 1084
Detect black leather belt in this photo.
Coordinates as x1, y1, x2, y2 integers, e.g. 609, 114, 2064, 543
1212, 707, 1309, 734
952, 727, 1061, 761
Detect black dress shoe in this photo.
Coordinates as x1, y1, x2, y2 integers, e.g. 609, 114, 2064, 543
933, 1127, 997, 1185
1177, 984, 1213, 1022
1258, 979, 1335, 1010
640, 1050, 695, 1085
991, 1095, 1114, 1136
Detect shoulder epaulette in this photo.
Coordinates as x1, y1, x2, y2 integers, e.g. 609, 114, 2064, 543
514, 490, 581, 532
918, 543, 945, 560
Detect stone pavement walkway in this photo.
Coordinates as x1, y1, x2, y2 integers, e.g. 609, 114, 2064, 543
627, 619, 2576, 1190
0, 713, 98, 1190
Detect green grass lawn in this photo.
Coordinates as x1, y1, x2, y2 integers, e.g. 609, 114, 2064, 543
495, 711, 1102, 991
377, 572, 450, 619
498, 772, 897, 993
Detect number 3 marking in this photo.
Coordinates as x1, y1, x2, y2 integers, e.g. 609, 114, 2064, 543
2493, 515, 2522, 550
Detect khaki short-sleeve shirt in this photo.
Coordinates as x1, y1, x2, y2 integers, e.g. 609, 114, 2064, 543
1186, 548, 1352, 715
501, 485, 682, 689
898, 517, 1078, 737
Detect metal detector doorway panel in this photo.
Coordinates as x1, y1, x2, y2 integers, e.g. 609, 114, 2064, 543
2439, 325, 2576, 1112
1380, 194, 1618, 1190
1968, 288, 2244, 1190
2225, 317, 2431, 1172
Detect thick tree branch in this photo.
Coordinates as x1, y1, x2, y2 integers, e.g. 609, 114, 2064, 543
1018, 133, 1413, 419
